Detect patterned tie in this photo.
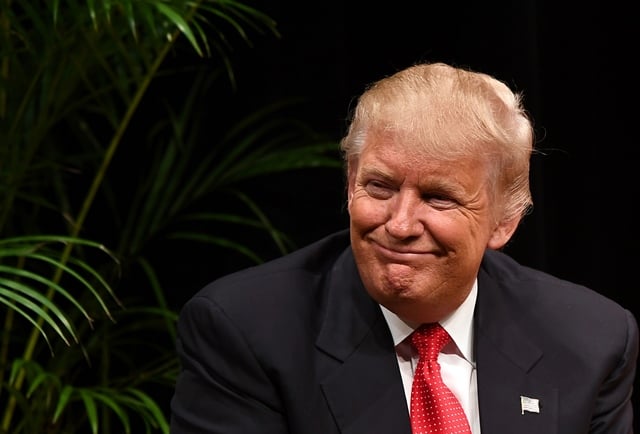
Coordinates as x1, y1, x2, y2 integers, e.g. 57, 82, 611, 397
410, 323, 472, 434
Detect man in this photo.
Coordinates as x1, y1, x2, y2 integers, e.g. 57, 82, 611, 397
170, 62, 638, 433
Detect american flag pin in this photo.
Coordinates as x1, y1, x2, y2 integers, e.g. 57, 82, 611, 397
520, 395, 540, 414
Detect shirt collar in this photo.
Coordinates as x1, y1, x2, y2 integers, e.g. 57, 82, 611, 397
380, 279, 477, 363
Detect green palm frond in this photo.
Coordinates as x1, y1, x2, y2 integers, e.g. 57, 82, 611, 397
0, 235, 120, 347
0, 1, 341, 433
114, 69, 340, 263
0, 0, 280, 236
7, 359, 169, 434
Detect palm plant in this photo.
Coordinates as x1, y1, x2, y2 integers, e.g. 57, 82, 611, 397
0, 1, 342, 433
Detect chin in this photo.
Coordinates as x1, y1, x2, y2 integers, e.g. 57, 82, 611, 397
382, 262, 422, 286
374, 276, 421, 301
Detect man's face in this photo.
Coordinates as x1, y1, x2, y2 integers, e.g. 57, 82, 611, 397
347, 133, 513, 324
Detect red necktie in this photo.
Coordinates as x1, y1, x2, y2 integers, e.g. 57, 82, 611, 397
410, 323, 472, 433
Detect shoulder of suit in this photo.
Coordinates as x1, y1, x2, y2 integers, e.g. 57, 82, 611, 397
480, 249, 628, 313
196, 229, 351, 296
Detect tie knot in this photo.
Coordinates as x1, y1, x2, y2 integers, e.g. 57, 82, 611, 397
411, 323, 450, 361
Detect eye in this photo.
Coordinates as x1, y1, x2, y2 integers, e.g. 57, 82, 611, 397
363, 180, 394, 199
423, 193, 459, 210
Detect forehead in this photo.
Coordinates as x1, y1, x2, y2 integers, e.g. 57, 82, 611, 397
356, 132, 486, 180
355, 148, 491, 205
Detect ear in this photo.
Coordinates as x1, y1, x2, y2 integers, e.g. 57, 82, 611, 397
487, 216, 521, 250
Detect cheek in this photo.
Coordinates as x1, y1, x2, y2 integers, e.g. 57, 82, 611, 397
349, 199, 387, 229
425, 214, 476, 244
430, 214, 491, 251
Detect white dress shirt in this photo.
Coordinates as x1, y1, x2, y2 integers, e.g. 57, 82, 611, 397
380, 279, 481, 433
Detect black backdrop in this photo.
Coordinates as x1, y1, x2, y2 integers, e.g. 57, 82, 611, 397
168, 0, 640, 427
224, 0, 640, 307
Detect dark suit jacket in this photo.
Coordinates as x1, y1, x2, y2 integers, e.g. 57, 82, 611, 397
170, 229, 639, 433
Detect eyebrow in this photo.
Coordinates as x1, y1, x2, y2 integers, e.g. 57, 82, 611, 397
360, 166, 393, 180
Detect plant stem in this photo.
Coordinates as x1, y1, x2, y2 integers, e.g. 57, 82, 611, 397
1, 24, 183, 434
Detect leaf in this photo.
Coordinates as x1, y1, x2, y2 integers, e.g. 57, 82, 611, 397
78, 388, 99, 434
154, 2, 203, 56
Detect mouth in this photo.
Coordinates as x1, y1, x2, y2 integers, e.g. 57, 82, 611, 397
371, 240, 430, 263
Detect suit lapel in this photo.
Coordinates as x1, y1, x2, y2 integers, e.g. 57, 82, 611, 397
316, 248, 412, 434
475, 265, 559, 434
314, 246, 562, 433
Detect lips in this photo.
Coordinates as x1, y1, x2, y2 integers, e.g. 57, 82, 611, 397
371, 240, 430, 262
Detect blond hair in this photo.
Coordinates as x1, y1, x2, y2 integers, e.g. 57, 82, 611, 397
340, 62, 534, 222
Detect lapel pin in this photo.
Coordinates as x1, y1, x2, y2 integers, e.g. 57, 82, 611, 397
520, 395, 540, 415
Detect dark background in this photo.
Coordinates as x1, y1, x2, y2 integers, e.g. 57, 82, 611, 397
223, 0, 639, 308
173, 0, 640, 428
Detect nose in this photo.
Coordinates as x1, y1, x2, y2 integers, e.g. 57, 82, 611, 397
384, 192, 424, 239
